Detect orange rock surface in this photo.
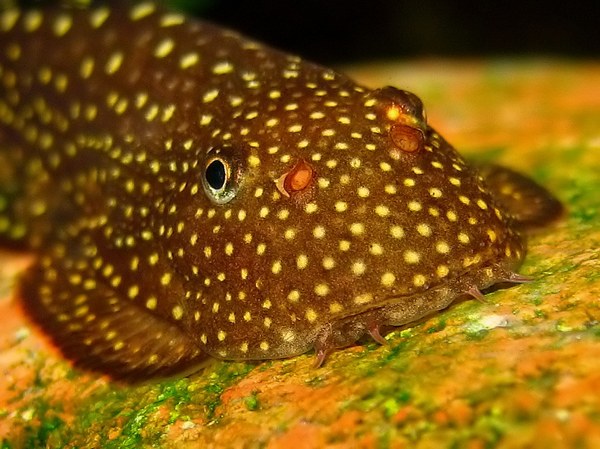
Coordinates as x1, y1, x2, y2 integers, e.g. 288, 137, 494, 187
1, 60, 599, 449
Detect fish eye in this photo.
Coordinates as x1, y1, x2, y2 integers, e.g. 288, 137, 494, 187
205, 158, 227, 190
201, 148, 241, 204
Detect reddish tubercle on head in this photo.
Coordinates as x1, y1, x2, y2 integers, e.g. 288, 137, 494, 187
275, 159, 315, 198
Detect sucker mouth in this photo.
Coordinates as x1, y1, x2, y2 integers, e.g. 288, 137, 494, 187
334, 249, 525, 322
310, 257, 530, 366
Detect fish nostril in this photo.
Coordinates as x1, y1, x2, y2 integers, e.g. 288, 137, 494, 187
390, 123, 425, 153
364, 86, 428, 155
275, 159, 315, 198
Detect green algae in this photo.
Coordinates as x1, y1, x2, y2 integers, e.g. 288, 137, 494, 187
244, 391, 260, 411
7, 396, 66, 449
425, 318, 447, 334
17, 362, 253, 448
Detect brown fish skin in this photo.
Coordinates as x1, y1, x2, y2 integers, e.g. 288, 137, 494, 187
0, 3, 561, 380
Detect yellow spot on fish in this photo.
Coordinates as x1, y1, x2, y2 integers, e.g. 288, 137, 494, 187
23, 10, 43, 32
312, 226, 326, 239
335, 201, 348, 212
368, 243, 382, 256
436, 241, 450, 254
403, 250, 420, 264
436, 265, 449, 278
304, 203, 318, 214
305, 308, 318, 323
52, 14, 72, 36
172, 305, 184, 320
408, 201, 422, 212
287, 290, 300, 302
458, 232, 470, 244
128, 285, 139, 299
349, 222, 365, 236
446, 210, 458, 222
351, 260, 366, 276
356, 186, 371, 198
180, 52, 200, 69
322, 257, 336, 270
354, 293, 373, 305
160, 13, 185, 27
105, 52, 124, 75
212, 61, 234, 74
386, 105, 401, 120
145, 296, 157, 310
130, 2, 156, 21
271, 260, 282, 275
429, 187, 442, 198
413, 274, 427, 287
154, 38, 175, 58
459, 195, 470, 205
416, 223, 432, 237
296, 254, 309, 270
375, 205, 390, 217
390, 225, 405, 239
0, 10, 19, 32
314, 283, 330, 296
381, 272, 396, 287
160, 272, 172, 286
248, 154, 261, 167
89, 7, 110, 28
329, 302, 343, 313
203, 89, 219, 103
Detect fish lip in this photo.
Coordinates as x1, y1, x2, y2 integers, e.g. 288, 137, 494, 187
308, 257, 526, 361
336, 255, 524, 321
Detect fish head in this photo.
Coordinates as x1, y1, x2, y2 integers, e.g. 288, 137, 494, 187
169, 67, 525, 360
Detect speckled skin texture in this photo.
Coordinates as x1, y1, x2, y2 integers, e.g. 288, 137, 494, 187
0, 3, 561, 380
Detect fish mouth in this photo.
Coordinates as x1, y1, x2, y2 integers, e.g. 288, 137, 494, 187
311, 253, 527, 361
379, 249, 525, 315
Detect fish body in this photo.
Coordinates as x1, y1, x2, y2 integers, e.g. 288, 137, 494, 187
0, 3, 561, 379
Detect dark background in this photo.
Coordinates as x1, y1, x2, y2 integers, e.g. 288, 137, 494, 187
171, 0, 598, 65
11, 1, 598, 64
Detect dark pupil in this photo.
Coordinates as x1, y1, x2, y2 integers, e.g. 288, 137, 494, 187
206, 159, 227, 190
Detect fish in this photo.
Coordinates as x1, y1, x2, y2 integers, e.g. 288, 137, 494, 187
0, 2, 562, 380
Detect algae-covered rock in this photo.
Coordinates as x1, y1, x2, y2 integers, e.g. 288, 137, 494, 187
1, 60, 599, 449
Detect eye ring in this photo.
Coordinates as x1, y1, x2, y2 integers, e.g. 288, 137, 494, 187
201, 147, 242, 205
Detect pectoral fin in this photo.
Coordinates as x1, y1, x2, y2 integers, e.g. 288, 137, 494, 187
19, 247, 208, 381
476, 163, 563, 229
